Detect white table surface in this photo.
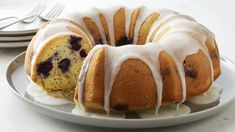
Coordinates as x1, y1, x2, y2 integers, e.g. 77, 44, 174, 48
1, 0, 235, 131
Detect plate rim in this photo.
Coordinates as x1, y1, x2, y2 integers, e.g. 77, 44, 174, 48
0, 34, 34, 41
5, 52, 235, 128
0, 41, 29, 48
0, 29, 37, 36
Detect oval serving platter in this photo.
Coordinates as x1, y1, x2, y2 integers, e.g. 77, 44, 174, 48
5, 52, 235, 128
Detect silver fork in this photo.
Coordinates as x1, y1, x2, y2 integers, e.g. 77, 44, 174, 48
0, 4, 46, 23
0, 3, 65, 30
0, 17, 17, 21
0, 15, 38, 30
22, 4, 46, 23
39, 2, 65, 21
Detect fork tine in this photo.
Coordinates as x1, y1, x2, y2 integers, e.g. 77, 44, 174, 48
55, 5, 65, 17
36, 5, 46, 16
38, 3, 65, 21
28, 6, 41, 18
45, 3, 60, 18
23, 8, 42, 23
22, 5, 41, 23
23, 4, 46, 23
49, 3, 64, 18
31, 5, 44, 16
48, 4, 61, 17
26, 4, 42, 16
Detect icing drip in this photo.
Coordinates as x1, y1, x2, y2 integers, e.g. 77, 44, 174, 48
137, 104, 191, 118
78, 45, 104, 110
31, 19, 88, 70
125, 7, 133, 38
26, 82, 71, 105
72, 107, 125, 118
33, 20, 81, 54
60, 11, 96, 45
98, 6, 123, 45
91, 8, 108, 44
103, 44, 163, 113
145, 9, 178, 43
77, 44, 164, 113
133, 6, 152, 44
188, 83, 222, 104
157, 31, 207, 107
150, 13, 215, 81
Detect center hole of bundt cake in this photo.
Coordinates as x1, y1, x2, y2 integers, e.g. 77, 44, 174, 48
116, 36, 133, 46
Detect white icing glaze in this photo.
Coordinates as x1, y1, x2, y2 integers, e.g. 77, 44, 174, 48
59, 10, 98, 45
33, 20, 85, 54
133, 6, 153, 44
145, 9, 177, 43
31, 19, 90, 72
125, 7, 133, 38
26, 82, 72, 105
98, 6, 123, 45
72, 108, 125, 118
188, 83, 222, 105
88, 8, 108, 44
30, 6, 218, 114
72, 104, 190, 119
149, 13, 215, 83
103, 44, 163, 113
137, 104, 191, 118
78, 45, 104, 110
76, 7, 216, 113
158, 31, 205, 108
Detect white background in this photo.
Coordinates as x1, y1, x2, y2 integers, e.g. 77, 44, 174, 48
1, 0, 235, 131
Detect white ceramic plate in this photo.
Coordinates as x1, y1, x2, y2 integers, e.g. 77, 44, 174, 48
0, 29, 37, 36
0, 18, 43, 35
0, 41, 29, 48
0, 7, 39, 35
6, 52, 235, 128
0, 34, 34, 41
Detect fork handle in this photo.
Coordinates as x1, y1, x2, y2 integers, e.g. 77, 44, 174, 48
0, 16, 18, 21
0, 15, 37, 30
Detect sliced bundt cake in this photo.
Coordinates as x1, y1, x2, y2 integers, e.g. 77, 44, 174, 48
25, 6, 221, 114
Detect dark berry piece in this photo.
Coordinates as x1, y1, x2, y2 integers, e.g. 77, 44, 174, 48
183, 61, 198, 79
79, 49, 87, 57
116, 36, 133, 46
37, 60, 53, 78
58, 58, 71, 73
69, 36, 82, 51
113, 104, 129, 112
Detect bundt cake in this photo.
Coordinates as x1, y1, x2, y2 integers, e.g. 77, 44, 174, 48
24, 6, 221, 114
